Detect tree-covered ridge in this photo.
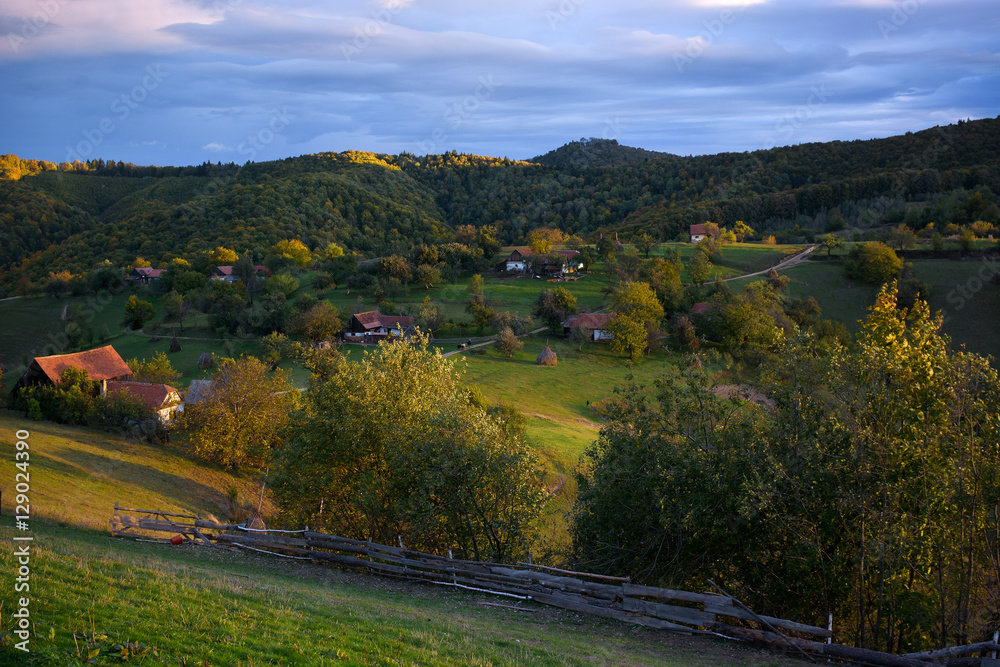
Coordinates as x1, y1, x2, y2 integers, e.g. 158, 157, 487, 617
530, 138, 676, 167
1, 117, 998, 291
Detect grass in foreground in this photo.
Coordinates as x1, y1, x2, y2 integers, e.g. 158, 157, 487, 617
0, 409, 797, 667
0, 522, 799, 667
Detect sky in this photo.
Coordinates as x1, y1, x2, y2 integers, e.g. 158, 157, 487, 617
0, 0, 998, 166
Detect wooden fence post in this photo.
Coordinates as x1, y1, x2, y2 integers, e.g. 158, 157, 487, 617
993, 630, 998, 659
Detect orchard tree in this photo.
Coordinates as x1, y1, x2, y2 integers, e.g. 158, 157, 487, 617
634, 232, 655, 258
687, 252, 712, 286
121, 295, 155, 330
733, 221, 754, 243
127, 351, 181, 385
495, 326, 523, 357
413, 263, 442, 290
181, 356, 297, 470
290, 302, 342, 342
887, 224, 917, 252
821, 233, 844, 257
533, 287, 578, 332
606, 281, 664, 359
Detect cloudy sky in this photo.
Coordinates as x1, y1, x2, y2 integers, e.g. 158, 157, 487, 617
1, 0, 998, 166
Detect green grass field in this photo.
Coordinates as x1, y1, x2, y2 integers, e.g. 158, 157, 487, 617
0, 414, 797, 667
729, 256, 1000, 358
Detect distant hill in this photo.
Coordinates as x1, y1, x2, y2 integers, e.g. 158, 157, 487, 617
1, 117, 999, 293
530, 138, 675, 167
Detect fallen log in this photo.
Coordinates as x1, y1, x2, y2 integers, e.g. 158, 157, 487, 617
903, 642, 1000, 660
710, 622, 945, 667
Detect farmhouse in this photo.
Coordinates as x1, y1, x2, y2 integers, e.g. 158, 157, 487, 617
106, 381, 182, 424
690, 224, 708, 243
127, 267, 165, 285
563, 313, 614, 341
344, 311, 416, 343
504, 248, 583, 275
210, 265, 272, 282
13, 345, 132, 395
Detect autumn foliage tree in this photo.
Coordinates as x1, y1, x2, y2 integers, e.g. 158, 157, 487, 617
271, 334, 543, 561
181, 356, 297, 470
574, 284, 1000, 652
606, 281, 664, 359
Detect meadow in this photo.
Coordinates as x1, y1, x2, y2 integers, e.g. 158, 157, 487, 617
0, 412, 797, 666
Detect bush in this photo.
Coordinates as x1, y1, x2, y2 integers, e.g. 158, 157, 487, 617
845, 242, 903, 284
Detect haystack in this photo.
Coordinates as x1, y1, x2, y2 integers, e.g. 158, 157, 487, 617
536, 345, 558, 366
197, 352, 214, 370
169, 337, 182, 352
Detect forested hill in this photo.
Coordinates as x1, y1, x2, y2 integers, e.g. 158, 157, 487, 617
530, 138, 676, 167
1, 117, 999, 291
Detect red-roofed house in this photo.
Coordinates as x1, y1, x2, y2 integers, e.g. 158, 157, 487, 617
127, 267, 165, 285
211, 265, 272, 283
690, 224, 708, 243
14, 345, 132, 395
563, 313, 614, 341
504, 248, 583, 275
106, 381, 182, 424
344, 311, 416, 343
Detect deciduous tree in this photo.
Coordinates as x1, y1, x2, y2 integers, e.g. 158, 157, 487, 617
271, 334, 543, 561
182, 356, 297, 470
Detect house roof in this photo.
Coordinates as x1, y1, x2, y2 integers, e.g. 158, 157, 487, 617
351, 311, 415, 331
691, 302, 715, 315
185, 379, 214, 404
563, 313, 612, 329
131, 267, 164, 278
213, 265, 271, 277
384, 315, 415, 329
690, 224, 707, 236
106, 381, 180, 411
508, 248, 580, 261
31, 345, 132, 384
352, 311, 384, 330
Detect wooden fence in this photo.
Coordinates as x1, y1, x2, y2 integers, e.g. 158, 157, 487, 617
110, 503, 999, 667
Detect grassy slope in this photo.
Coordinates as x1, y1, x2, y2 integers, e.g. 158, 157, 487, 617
730, 257, 1000, 358
0, 413, 795, 667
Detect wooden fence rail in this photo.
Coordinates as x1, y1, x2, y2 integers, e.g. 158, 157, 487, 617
109, 503, 996, 667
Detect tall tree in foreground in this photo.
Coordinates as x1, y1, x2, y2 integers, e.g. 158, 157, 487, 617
271, 333, 544, 562
572, 284, 1000, 652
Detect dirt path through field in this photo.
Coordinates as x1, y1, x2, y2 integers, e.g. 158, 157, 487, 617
723, 244, 818, 282
441, 327, 548, 357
